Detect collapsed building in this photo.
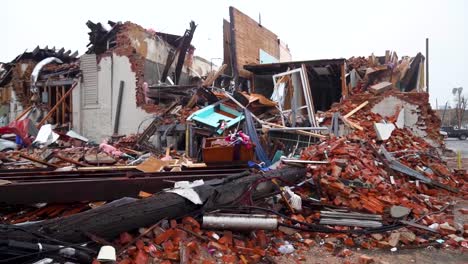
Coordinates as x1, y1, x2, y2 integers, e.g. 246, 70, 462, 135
0, 46, 79, 127
0, 6, 466, 264
75, 20, 212, 141
0, 20, 212, 142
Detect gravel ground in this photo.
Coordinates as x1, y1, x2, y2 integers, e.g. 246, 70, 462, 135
445, 138, 468, 157
274, 247, 467, 264
444, 138, 468, 169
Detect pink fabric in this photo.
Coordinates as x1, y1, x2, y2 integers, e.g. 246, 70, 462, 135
99, 141, 124, 157
225, 130, 252, 149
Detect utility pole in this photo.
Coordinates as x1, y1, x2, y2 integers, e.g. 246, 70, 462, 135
426, 38, 429, 93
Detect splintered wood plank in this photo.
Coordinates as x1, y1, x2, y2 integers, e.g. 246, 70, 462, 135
344, 101, 369, 118
136, 157, 168, 173
341, 63, 348, 98
62, 86, 66, 124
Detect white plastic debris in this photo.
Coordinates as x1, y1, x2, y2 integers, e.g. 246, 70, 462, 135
278, 242, 295, 254
33, 124, 59, 146
211, 233, 220, 240
97, 245, 116, 262
54, 166, 75, 172
167, 180, 204, 204
31, 259, 54, 264
66, 130, 89, 142
284, 186, 302, 211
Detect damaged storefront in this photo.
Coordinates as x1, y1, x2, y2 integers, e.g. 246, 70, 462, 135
75, 20, 212, 142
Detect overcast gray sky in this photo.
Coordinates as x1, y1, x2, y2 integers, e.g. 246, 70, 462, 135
2, 0, 467, 108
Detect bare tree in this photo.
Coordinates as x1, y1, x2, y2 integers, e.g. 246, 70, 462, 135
459, 95, 467, 128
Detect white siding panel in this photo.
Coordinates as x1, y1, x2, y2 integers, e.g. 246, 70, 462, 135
80, 54, 99, 106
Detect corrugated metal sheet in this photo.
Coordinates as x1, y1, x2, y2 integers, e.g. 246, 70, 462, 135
80, 54, 98, 106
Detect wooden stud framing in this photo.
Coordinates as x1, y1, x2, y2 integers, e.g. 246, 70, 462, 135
341, 63, 348, 98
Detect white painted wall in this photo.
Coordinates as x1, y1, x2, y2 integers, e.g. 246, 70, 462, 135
73, 54, 153, 142
73, 56, 113, 142
111, 55, 152, 137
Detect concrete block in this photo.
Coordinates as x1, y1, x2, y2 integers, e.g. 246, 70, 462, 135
374, 123, 396, 140
369, 81, 392, 95
390, 205, 411, 218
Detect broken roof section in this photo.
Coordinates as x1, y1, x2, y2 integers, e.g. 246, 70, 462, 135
0, 46, 78, 87
82, 19, 206, 113
86, 20, 195, 56
0, 46, 79, 125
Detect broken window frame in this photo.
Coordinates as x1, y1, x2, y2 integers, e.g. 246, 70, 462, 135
271, 66, 317, 128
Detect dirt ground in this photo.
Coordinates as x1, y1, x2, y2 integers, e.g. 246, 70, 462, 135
273, 246, 467, 264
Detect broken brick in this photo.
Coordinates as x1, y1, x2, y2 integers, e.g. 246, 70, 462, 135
120, 232, 134, 245
358, 254, 374, 264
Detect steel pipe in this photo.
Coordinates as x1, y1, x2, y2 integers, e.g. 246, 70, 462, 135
203, 213, 278, 230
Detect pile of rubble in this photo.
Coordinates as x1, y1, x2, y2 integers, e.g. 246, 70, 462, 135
1, 71, 467, 264
0, 12, 466, 263
97, 91, 467, 264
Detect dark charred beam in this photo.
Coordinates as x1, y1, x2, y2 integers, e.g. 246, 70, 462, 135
174, 21, 197, 84
2, 167, 305, 243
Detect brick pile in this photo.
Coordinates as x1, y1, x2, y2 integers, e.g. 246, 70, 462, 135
106, 90, 467, 263
110, 217, 350, 264
322, 90, 444, 145
300, 92, 467, 249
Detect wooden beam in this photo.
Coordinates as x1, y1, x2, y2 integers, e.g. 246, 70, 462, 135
341, 116, 364, 131
62, 86, 66, 124
35, 79, 74, 87
69, 88, 73, 127
19, 153, 59, 168
340, 63, 348, 98
174, 21, 196, 84
229, 7, 239, 86
4, 167, 305, 243
263, 122, 326, 139
48, 85, 51, 109
37, 82, 77, 128
203, 64, 227, 86
344, 101, 369, 118
77, 166, 138, 171
55, 154, 91, 167
14, 105, 33, 121
55, 87, 59, 125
